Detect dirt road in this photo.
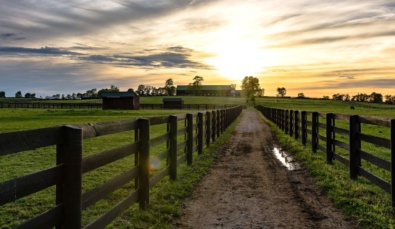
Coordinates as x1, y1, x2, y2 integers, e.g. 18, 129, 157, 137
173, 110, 355, 229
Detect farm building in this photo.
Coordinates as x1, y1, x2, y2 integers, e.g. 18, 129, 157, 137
176, 85, 234, 96
163, 98, 184, 109
101, 91, 140, 110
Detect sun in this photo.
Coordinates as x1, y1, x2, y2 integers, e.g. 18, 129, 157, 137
206, 37, 277, 81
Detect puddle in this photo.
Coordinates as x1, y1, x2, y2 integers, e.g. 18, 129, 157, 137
272, 146, 300, 171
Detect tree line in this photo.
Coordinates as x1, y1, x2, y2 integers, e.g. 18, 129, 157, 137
326, 92, 394, 104
0, 78, 177, 99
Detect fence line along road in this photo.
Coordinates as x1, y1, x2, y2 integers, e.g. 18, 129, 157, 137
255, 105, 395, 209
0, 106, 243, 228
0, 102, 236, 110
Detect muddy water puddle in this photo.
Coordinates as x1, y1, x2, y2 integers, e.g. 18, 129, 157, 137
272, 145, 301, 171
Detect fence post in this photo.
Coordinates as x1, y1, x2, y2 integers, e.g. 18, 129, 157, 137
186, 114, 193, 165
350, 115, 361, 180
289, 110, 294, 137
301, 111, 307, 146
294, 110, 299, 140
138, 118, 150, 209
326, 113, 335, 164
169, 115, 178, 180
391, 119, 395, 209
59, 125, 82, 228
312, 112, 319, 153
285, 110, 289, 134
198, 112, 204, 155
206, 111, 211, 147
212, 111, 216, 142
216, 110, 220, 138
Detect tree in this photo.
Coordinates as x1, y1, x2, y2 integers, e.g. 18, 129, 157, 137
187, 76, 204, 95
241, 76, 262, 103
98, 85, 120, 97
277, 87, 286, 97
332, 93, 345, 101
24, 92, 34, 98
297, 93, 305, 98
164, 78, 176, 96
370, 92, 383, 103
322, 95, 330, 100
15, 91, 22, 98
0, 91, 6, 98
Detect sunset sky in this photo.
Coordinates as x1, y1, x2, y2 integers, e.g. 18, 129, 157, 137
1, 0, 395, 98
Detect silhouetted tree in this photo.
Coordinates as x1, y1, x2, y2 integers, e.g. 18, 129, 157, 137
297, 93, 305, 98
164, 78, 176, 96
0, 91, 5, 98
15, 91, 22, 98
187, 76, 204, 95
277, 87, 286, 97
98, 85, 120, 97
241, 76, 262, 103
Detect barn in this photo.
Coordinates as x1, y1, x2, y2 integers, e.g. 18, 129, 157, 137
163, 98, 184, 109
101, 91, 140, 110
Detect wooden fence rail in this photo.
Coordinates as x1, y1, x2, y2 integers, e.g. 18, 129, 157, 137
0, 102, 237, 110
255, 105, 395, 208
0, 106, 243, 228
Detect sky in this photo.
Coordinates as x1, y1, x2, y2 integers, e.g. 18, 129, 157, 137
1, 0, 395, 98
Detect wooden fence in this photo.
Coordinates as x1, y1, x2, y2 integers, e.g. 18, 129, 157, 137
255, 105, 395, 208
0, 102, 236, 110
0, 106, 243, 228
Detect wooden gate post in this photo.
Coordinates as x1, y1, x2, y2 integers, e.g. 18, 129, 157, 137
169, 115, 178, 180
59, 125, 83, 228
138, 119, 150, 209
350, 115, 361, 180
326, 113, 335, 164
186, 114, 193, 165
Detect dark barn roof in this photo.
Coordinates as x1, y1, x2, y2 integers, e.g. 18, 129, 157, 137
100, 91, 136, 98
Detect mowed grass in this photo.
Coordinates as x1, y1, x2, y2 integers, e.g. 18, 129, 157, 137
0, 108, 196, 228
2, 97, 395, 227
254, 98, 395, 228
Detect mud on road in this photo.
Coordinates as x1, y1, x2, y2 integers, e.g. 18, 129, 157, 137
173, 110, 355, 229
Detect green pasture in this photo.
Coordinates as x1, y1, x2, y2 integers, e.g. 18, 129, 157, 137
2, 97, 395, 228
0, 108, 196, 227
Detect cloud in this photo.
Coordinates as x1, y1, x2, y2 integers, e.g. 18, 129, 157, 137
0, 46, 81, 55
0, 0, 217, 43
0, 33, 25, 40
0, 45, 212, 69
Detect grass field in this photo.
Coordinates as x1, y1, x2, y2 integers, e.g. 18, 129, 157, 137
2, 97, 395, 228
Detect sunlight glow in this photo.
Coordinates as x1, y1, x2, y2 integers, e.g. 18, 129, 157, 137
206, 33, 277, 81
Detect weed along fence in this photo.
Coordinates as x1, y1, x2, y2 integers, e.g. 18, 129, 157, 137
255, 105, 395, 208
0, 106, 243, 228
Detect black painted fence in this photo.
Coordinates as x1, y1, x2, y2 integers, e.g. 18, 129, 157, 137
256, 105, 395, 208
0, 106, 243, 228
0, 102, 236, 110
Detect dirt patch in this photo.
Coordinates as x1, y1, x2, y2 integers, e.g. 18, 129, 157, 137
173, 110, 355, 228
